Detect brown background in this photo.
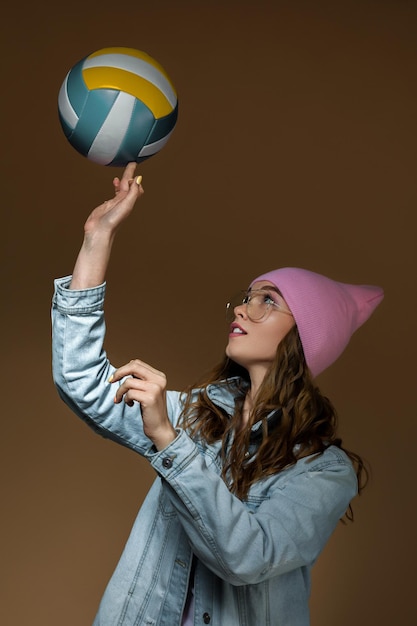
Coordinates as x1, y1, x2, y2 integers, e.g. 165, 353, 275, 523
1, 1, 416, 624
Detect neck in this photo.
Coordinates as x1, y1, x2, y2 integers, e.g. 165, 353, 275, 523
247, 365, 268, 400
238, 364, 268, 428
241, 379, 262, 427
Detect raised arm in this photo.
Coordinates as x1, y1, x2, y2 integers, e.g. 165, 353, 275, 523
70, 162, 144, 289
53, 163, 177, 454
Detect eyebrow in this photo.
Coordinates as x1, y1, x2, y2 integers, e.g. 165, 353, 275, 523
248, 285, 284, 297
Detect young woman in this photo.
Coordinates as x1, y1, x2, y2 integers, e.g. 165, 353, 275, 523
52, 163, 383, 625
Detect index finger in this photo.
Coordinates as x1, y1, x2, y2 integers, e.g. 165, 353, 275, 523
109, 359, 165, 383
119, 162, 138, 191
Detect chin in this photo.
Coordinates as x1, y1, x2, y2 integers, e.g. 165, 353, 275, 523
225, 345, 245, 369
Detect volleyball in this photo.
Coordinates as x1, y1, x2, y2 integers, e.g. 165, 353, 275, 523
58, 47, 178, 167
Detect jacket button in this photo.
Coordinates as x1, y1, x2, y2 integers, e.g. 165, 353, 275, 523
203, 613, 211, 624
162, 457, 173, 469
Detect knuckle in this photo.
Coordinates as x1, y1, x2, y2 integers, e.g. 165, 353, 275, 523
156, 371, 167, 385
151, 380, 164, 393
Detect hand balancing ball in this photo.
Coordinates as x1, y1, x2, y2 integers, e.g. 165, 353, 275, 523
58, 46, 178, 167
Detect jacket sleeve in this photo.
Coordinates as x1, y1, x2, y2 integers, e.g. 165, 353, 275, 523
145, 429, 358, 585
51, 276, 183, 454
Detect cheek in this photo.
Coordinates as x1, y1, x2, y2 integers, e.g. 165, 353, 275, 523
254, 333, 282, 361
266, 320, 295, 351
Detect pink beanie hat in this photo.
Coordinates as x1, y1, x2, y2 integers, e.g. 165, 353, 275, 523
251, 267, 384, 377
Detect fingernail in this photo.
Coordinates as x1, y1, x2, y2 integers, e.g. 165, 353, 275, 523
108, 374, 114, 383
136, 175, 143, 185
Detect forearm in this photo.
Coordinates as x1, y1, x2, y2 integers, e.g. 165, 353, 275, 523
70, 230, 114, 290
68, 164, 143, 290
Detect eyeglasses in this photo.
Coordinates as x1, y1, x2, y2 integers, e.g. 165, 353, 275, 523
226, 289, 293, 323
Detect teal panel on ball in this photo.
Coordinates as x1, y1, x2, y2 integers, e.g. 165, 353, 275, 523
107, 98, 156, 167
58, 112, 74, 139
69, 89, 120, 156
66, 58, 90, 117
145, 102, 178, 145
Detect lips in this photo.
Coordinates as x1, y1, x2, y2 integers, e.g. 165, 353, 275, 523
229, 322, 247, 335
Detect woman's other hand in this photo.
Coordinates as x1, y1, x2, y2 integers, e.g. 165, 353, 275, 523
110, 359, 177, 451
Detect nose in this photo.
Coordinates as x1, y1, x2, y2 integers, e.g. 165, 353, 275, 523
234, 302, 248, 319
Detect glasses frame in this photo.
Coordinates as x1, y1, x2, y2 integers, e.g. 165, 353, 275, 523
226, 289, 293, 323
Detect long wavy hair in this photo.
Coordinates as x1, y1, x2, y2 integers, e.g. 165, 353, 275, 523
180, 325, 368, 522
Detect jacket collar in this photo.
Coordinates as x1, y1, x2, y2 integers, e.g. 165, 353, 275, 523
206, 377, 281, 438
206, 377, 247, 414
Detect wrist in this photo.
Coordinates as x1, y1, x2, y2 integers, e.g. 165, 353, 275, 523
150, 425, 178, 451
82, 227, 115, 251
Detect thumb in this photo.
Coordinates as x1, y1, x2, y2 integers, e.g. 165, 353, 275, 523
127, 174, 144, 197
115, 174, 144, 204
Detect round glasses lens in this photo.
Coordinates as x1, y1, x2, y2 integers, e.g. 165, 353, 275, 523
246, 292, 269, 320
226, 291, 269, 322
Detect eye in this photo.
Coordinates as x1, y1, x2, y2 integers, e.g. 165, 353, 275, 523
262, 293, 276, 305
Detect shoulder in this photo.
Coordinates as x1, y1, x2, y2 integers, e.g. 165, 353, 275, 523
251, 446, 357, 498
279, 446, 358, 502
303, 445, 355, 471
246, 446, 358, 521
287, 446, 357, 483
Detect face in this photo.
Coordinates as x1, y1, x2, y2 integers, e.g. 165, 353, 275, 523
225, 280, 295, 380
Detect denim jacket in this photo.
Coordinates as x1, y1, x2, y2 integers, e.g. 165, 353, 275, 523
52, 277, 357, 626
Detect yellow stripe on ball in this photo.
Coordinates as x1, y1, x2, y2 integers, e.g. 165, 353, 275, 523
87, 47, 177, 90
83, 67, 174, 118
